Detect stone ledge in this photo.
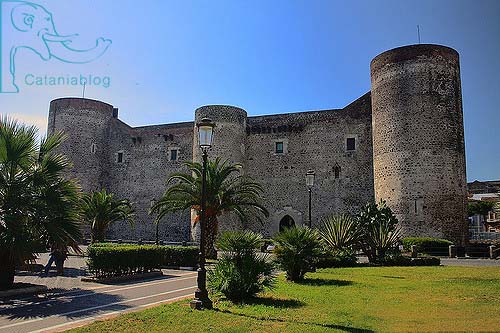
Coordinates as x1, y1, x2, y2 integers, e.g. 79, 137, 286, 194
0, 283, 48, 298
162, 266, 196, 271
81, 270, 163, 284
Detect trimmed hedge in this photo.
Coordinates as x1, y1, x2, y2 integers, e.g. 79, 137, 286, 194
316, 254, 358, 268
87, 243, 198, 278
402, 237, 453, 256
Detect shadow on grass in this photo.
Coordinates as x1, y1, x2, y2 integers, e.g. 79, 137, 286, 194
381, 275, 405, 279
215, 307, 374, 333
297, 278, 353, 287
243, 296, 305, 308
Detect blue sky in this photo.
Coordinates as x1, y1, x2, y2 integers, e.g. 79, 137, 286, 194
1, 0, 499, 181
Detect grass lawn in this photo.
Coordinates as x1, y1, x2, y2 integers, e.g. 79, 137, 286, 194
69, 266, 500, 332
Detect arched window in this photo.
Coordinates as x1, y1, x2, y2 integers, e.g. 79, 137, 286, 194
333, 163, 341, 179
279, 215, 295, 232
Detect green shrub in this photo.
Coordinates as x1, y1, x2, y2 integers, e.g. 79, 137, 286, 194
318, 214, 361, 255
273, 227, 322, 282
402, 237, 453, 255
208, 231, 276, 303
87, 243, 198, 278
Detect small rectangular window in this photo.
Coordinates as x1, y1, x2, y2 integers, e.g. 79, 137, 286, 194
275, 142, 284, 154
117, 152, 123, 163
170, 149, 178, 161
346, 138, 356, 151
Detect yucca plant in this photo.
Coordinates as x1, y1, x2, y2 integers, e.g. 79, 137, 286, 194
0, 117, 82, 289
150, 158, 269, 258
319, 214, 361, 255
273, 227, 322, 282
208, 230, 275, 303
357, 200, 401, 262
365, 218, 402, 260
81, 189, 135, 243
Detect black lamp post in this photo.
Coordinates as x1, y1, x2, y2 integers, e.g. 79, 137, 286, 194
306, 170, 315, 228
190, 117, 215, 310
151, 199, 159, 245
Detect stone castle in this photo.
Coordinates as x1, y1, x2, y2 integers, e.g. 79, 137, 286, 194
47, 44, 468, 245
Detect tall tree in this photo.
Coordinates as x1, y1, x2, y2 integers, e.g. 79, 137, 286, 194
468, 200, 495, 220
0, 117, 82, 289
151, 158, 268, 258
81, 189, 135, 243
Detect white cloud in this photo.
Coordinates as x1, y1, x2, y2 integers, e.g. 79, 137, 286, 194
2, 113, 48, 137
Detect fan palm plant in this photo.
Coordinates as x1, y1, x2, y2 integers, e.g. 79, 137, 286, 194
208, 230, 275, 303
0, 117, 82, 289
150, 158, 268, 258
273, 227, 322, 282
81, 189, 135, 243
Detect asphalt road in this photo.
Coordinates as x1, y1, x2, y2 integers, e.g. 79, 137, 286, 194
0, 271, 197, 333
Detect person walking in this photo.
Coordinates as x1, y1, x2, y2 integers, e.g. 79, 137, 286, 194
41, 244, 67, 276
41, 246, 57, 276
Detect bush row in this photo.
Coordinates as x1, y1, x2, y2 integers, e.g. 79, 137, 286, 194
316, 253, 358, 268
402, 237, 453, 255
87, 243, 198, 278
316, 254, 440, 268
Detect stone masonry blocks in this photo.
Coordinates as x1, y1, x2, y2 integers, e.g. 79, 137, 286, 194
370, 44, 467, 245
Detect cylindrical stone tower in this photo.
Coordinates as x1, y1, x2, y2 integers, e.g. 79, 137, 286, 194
48, 98, 114, 192
193, 105, 247, 166
191, 105, 248, 240
370, 44, 467, 245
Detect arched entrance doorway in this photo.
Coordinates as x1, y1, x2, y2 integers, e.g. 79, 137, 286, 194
279, 215, 295, 232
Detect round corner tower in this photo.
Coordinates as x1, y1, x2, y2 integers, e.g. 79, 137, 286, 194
370, 44, 467, 245
191, 105, 248, 240
48, 97, 114, 192
193, 105, 247, 166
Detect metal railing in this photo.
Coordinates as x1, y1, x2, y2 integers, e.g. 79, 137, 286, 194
469, 232, 500, 241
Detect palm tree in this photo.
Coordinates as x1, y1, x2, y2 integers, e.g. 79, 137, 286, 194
150, 158, 269, 258
0, 117, 82, 290
81, 189, 135, 243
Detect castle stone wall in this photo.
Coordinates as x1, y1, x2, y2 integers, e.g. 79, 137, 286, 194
102, 121, 194, 241
48, 98, 114, 192
47, 43, 468, 244
244, 93, 374, 236
370, 44, 467, 245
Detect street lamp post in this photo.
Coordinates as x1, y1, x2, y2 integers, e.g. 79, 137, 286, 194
190, 118, 215, 310
150, 199, 160, 245
306, 170, 315, 228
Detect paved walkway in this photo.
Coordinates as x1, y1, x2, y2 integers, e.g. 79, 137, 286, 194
440, 258, 500, 267
0, 253, 197, 333
13, 253, 92, 292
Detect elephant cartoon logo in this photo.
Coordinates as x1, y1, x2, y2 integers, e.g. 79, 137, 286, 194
0, 0, 112, 93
